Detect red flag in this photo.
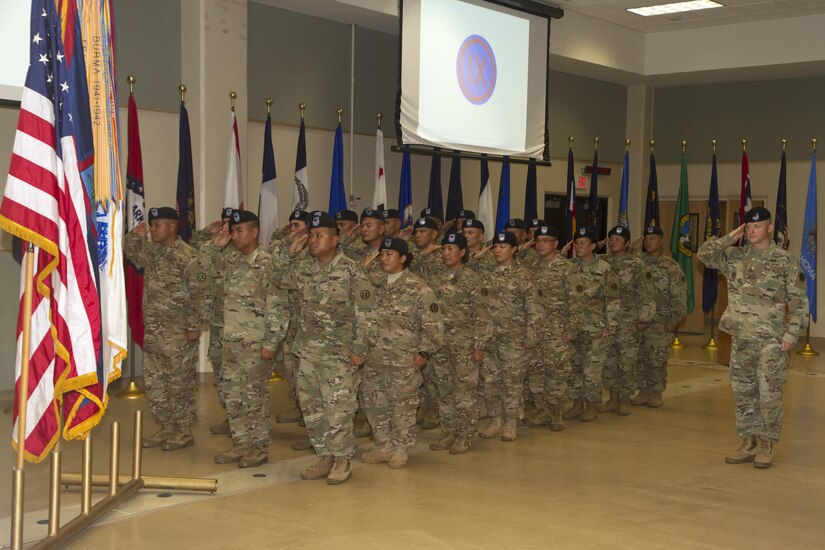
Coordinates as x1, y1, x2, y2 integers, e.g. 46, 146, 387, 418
739, 150, 752, 245
125, 94, 145, 347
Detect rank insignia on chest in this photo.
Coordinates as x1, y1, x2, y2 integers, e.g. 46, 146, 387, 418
576, 285, 584, 293
198, 273, 207, 281
430, 303, 439, 313
360, 289, 371, 299
481, 288, 489, 296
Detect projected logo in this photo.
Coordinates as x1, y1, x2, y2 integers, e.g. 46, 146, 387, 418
456, 35, 497, 105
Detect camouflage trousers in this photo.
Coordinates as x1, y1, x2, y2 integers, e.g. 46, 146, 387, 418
272, 337, 300, 409
297, 357, 359, 459
730, 336, 789, 442
419, 363, 439, 415
208, 324, 225, 409
143, 339, 198, 428
527, 336, 574, 410
432, 346, 480, 437
569, 331, 607, 402
222, 342, 272, 449
482, 338, 528, 420
636, 323, 675, 392
603, 328, 641, 396
363, 360, 422, 450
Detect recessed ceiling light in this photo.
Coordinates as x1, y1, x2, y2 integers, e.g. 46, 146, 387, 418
628, 1, 724, 17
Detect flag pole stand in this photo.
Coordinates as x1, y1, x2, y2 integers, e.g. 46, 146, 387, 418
797, 321, 819, 356
703, 309, 718, 350
117, 339, 146, 399
269, 370, 283, 383
671, 333, 685, 349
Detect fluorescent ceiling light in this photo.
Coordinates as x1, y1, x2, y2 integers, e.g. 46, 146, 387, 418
628, 0, 724, 17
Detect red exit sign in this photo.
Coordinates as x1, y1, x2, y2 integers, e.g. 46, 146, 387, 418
577, 176, 587, 189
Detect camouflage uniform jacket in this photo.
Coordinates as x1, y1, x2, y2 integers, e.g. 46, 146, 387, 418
273, 250, 375, 361
487, 263, 542, 348
533, 254, 577, 339
603, 252, 656, 325
516, 247, 541, 271
569, 256, 620, 335
431, 265, 492, 351
697, 235, 808, 345
468, 249, 496, 275
368, 270, 444, 364
190, 228, 229, 328
123, 233, 209, 339
410, 248, 444, 285
641, 252, 688, 326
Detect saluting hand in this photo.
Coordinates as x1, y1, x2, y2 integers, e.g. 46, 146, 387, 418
261, 348, 276, 361
561, 240, 573, 255
630, 237, 643, 249
347, 225, 360, 239
421, 243, 440, 257
400, 225, 414, 239
519, 240, 534, 252
132, 221, 148, 238
413, 353, 428, 371
206, 219, 224, 234
471, 349, 485, 363
475, 244, 492, 259
728, 224, 746, 242
350, 354, 366, 368
288, 232, 308, 255
212, 226, 231, 248
364, 251, 379, 267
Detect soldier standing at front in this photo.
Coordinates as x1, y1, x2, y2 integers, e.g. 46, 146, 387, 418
272, 212, 375, 484
631, 226, 687, 408
361, 237, 444, 468
124, 207, 209, 451
697, 208, 807, 468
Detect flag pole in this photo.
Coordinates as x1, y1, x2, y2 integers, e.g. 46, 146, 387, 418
798, 137, 819, 356
11, 244, 35, 550
266, 95, 284, 383
702, 138, 719, 350
672, 140, 688, 349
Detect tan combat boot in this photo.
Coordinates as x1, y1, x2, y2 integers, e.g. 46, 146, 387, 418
581, 401, 599, 422
276, 405, 302, 424
142, 425, 175, 448
753, 439, 774, 469
214, 445, 248, 464
361, 442, 394, 464
420, 409, 440, 430
526, 408, 551, 427
479, 417, 503, 439
647, 391, 664, 408
725, 437, 758, 464
327, 457, 352, 484
549, 406, 564, 432
500, 418, 518, 442
563, 399, 584, 420
291, 435, 313, 451
617, 394, 632, 416
238, 447, 269, 469
209, 418, 230, 435
597, 391, 620, 413
630, 389, 650, 406
388, 448, 409, 469
162, 427, 194, 451
450, 436, 471, 454
429, 433, 457, 451
301, 455, 335, 480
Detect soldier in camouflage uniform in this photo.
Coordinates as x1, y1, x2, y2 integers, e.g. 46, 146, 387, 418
204, 211, 288, 468
124, 207, 209, 451
565, 227, 620, 423
428, 232, 491, 454
463, 218, 495, 274
361, 238, 444, 468
335, 209, 362, 253
631, 226, 687, 409
698, 208, 808, 468
271, 211, 375, 484
598, 226, 655, 416
478, 232, 542, 442
455, 208, 475, 232
383, 209, 402, 238
525, 225, 577, 431
421, 207, 444, 234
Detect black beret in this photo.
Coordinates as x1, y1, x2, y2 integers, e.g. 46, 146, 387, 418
334, 209, 358, 222
536, 225, 560, 239
228, 210, 259, 227
382, 209, 400, 220
575, 227, 599, 243
493, 232, 518, 247
414, 217, 439, 231
528, 218, 546, 229
148, 207, 178, 222
441, 231, 468, 249
608, 225, 630, 241
360, 207, 385, 222
463, 219, 485, 232
221, 206, 235, 220
744, 207, 771, 223
379, 237, 409, 256
309, 211, 337, 230
289, 210, 309, 223
644, 226, 664, 236
421, 207, 443, 221
506, 218, 527, 230
458, 209, 475, 219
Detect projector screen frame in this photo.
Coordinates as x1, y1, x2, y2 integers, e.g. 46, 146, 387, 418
394, 0, 563, 163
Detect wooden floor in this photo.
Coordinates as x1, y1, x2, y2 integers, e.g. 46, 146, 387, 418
2, 335, 824, 549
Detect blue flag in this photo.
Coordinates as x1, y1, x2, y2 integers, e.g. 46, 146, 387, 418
587, 148, 599, 232
446, 153, 463, 221
564, 145, 576, 247
398, 147, 414, 228
801, 150, 817, 322
524, 158, 538, 221
774, 150, 789, 250
618, 150, 629, 229
328, 122, 347, 215
427, 149, 444, 215
702, 152, 722, 314
259, 113, 278, 245
644, 151, 659, 228
495, 157, 511, 234
176, 102, 195, 243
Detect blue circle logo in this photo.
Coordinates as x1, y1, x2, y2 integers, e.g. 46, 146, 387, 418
456, 35, 497, 105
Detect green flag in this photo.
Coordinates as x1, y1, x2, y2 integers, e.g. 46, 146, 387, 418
670, 152, 695, 313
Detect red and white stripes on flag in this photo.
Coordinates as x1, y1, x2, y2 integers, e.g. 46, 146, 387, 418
373, 128, 387, 209
224, 110, 243, 210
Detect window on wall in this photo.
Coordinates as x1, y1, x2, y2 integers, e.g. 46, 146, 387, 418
544, 194, 608, 244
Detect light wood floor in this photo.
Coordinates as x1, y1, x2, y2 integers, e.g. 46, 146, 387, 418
2, 335, 824, 549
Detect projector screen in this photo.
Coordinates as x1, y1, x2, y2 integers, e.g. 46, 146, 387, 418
0, 1, 30, 103
399, 0, 550, 159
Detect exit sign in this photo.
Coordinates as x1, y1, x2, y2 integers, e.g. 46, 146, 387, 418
577, 176, 587, 189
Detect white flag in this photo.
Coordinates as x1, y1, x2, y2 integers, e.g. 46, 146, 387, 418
224, 111, 243, 209
373, 128, 387, 209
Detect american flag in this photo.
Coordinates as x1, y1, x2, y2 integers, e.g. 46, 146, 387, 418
0, 0, 103, 462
